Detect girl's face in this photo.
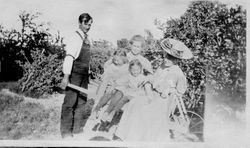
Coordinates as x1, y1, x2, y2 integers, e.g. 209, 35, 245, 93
113, 55, 124, 66
131, 41, 142, 55
130, 65, 142, 77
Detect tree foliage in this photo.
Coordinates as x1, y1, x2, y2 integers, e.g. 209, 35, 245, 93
1, 1, 246, 104
153, 1, 246, 111
90, 40, 113, 80
0, 11, 65, 97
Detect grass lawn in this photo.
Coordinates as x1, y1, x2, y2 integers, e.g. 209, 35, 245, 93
0, 89, 62, 140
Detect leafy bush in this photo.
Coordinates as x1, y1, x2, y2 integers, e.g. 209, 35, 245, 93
0, 11, 65, 97
0, 26, 24, 81
90, 40, 113, 80
152, 1, 246, 113
17, 50, 63, 98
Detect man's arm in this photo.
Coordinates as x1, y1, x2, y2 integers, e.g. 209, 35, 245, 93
62, 33, 82, 75
60, 33, 82, 89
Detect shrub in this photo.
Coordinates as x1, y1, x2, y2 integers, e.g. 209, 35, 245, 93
152, 1, 246, 113
16, 49, 63, 98
0, 11, 65, 97
89, 40, 113, 80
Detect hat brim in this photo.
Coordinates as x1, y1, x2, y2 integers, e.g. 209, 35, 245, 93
160, 38, 193, 59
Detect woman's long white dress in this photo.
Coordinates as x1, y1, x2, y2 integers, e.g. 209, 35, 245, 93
115, 65, 187, 142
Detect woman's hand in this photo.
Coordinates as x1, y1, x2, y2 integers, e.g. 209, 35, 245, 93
154, 85, 167, 98
60, 74, 69, 90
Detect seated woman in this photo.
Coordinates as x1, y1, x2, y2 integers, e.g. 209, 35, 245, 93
115, 38, 193, 141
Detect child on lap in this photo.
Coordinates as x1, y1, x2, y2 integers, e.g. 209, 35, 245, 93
92, 49, 129, 118
100, 59, 152, 125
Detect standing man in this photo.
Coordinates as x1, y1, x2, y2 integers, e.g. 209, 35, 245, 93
60, 13, 93, 138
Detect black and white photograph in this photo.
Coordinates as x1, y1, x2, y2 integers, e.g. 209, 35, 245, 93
0, 0, 247, 147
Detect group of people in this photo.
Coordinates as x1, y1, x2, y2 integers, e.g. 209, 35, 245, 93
59, 13, 193, 141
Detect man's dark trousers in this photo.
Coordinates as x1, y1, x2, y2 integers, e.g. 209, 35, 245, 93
60, 72, 89, 137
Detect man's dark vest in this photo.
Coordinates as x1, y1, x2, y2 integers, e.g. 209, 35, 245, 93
71, 31, 90, 74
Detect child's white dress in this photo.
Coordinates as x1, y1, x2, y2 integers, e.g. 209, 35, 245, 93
115, 73, 147, 98
115, 65, 187, 141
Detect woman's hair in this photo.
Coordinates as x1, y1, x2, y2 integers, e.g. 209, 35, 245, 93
79, 13, 93, 24
128, 59, 143, 72
112, 49, 129, 64
129, 35, 146, 48
164, 52, 180, 65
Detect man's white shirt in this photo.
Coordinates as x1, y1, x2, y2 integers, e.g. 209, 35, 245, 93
63, 29, 87, 75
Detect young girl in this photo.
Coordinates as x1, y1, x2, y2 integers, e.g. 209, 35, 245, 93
92, 49, 129, 118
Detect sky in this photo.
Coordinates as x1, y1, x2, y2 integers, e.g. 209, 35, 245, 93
0, 0, 247, 46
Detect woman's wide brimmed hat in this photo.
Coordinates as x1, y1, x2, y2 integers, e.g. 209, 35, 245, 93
160, 38, 193, 59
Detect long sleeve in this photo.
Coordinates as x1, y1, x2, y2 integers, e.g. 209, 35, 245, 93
62, 31, 83, 75
63, 56, 74, 75
151, 66, 187, 98
176, 72, 187, 95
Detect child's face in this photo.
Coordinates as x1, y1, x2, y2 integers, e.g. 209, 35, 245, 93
130, 65, 142, 77
131, 41, 142, 55
113, 55, 124, 66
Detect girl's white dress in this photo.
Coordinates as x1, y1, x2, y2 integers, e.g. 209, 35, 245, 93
115, 65, 187, 142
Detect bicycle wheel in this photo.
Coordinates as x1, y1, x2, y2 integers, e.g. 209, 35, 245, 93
89, 136, 111, 141
187, 111, 204, 141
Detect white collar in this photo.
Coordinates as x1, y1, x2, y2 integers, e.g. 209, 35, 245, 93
76, 28, 87, 39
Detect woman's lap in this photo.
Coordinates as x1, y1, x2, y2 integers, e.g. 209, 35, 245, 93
116, 95, 171, 141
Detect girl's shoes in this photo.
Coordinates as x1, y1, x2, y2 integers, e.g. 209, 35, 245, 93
112, 134, 122, 141
98, 120, 111, 132
92, 122, 100, 131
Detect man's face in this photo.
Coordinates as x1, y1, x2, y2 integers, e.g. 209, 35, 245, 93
79, 19, 92, 33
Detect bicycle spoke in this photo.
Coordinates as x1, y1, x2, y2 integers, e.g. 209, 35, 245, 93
190, 112, 194, 119
189, 120, 203, 129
